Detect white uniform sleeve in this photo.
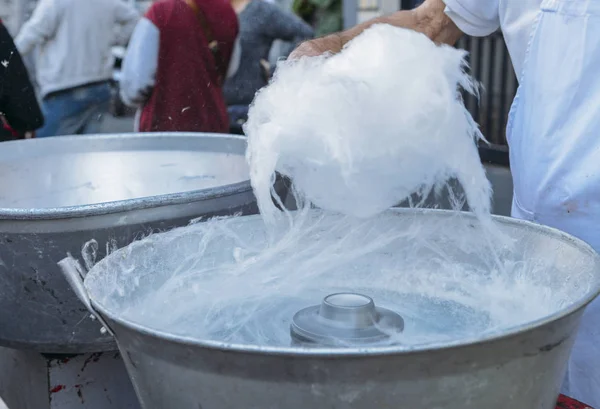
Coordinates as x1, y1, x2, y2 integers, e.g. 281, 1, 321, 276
113, 0, 140, 45
226, 35, 242, 79
443, 0, 500, 37
119, 18, 159, 108
14, 0, 61, 55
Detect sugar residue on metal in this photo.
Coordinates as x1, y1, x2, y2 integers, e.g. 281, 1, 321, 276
82, 25, 596, 349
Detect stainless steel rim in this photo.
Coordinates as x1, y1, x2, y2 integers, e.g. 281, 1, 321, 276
90, 208, 600, 358
0, 133, 253, 220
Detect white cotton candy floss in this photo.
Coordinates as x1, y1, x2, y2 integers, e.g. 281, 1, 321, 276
77, 23, 600, 352
245, 24, 491, 223
84, 210, 592, 349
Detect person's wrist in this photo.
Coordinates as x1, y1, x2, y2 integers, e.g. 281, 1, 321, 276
327, 33, 345, 53
288, 32, 345, 59
415, 0, 462, 44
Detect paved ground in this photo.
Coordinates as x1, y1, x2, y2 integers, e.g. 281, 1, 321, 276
100, 113, 134, 134
485, 165, 513, 216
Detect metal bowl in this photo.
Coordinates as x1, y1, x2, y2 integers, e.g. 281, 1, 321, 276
62, 209, 600, 408
0, 132, 269, 353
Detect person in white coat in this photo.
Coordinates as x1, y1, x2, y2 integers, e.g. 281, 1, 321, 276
15, 0, 139, 137
291, 0, 600, 406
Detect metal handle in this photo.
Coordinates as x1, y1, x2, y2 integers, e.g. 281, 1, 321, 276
58, 256, 115, 337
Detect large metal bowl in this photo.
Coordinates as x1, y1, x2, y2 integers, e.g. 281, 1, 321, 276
0, 132, 269, 353
61, 209, 600, 408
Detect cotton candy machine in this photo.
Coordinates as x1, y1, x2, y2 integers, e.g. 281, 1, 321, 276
0, 132, 282, 354
60, 208, 600, 409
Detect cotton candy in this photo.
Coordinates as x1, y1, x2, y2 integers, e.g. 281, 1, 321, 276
245, 24, 490, 224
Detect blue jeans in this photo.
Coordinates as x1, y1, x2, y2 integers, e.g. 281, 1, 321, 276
37, 82, 111, 138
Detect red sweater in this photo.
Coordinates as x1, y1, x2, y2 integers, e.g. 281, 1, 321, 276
140, 0, 238, 133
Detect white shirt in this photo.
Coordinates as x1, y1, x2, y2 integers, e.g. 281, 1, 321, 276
443, 0, 541, 78
444, 1, 600, 407
15, 0, 139, 98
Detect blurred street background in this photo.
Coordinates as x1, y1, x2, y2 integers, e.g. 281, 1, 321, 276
1, 0, 515, 148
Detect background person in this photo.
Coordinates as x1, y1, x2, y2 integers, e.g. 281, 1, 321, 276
121, 0, 239, 133
224, 0, 313, 133
0, 20, 43, 142
120, 0, 240, 133
15, 0, 139, 137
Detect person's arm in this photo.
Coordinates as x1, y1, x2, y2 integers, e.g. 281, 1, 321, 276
119, 18, 159, 108
226, 35, 242, 79
113, 0, 140, 46
0, 23, 44, 133
290, 0, 462, 58
263, 3, 315, 43
14, 0, 61, 55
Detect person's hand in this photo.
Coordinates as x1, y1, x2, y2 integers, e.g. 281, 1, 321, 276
288, 0, 463, 61
139, 85, 154, 103
129, 85, 154, 107
288, 34, 344, 60
259, 58, 271, 82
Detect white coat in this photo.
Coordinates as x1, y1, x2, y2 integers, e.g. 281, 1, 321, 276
445, 0, 600, 405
